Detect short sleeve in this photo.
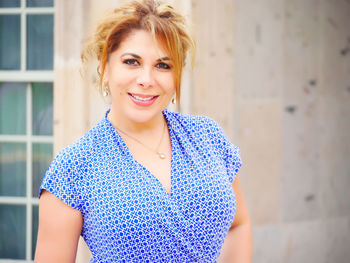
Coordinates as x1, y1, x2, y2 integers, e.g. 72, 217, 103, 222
222, 140, 242, 184
39, 147, 84, 211
205, 117, 242, 184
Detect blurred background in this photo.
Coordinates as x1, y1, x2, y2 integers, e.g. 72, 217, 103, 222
0, 0, 349, 262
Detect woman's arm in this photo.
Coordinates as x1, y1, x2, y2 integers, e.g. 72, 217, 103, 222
34, 190, 83, 263
218, 177, 253, 263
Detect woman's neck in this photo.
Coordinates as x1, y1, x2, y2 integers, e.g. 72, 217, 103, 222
107, 107, 166, 136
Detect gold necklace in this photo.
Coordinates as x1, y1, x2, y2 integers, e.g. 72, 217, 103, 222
112, 118, 167, 159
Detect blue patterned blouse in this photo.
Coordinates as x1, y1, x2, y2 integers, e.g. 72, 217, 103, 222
39, 109, 242, 262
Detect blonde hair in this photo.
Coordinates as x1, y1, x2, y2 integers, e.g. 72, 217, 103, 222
81, 0, 195, 104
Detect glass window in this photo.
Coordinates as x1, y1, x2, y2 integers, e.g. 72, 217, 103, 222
0, 15, 21, 70
0, 82, 27, 135
0, 204, 26, 259
27, 0, 54, 7
0, 2, 54, 261
32, 205, 39, 259
32, 143, 53, 197
27, 15, 54, 70
0, 0, 20, 8
32, 82, 53, 135
0, 143, 26, 197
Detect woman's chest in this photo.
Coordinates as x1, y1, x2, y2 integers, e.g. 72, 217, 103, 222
82, 149, 236, 234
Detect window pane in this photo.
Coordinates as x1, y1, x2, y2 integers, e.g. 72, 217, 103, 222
32, 205, 39, 260
32, 143, 52, 197
32, 82, 53, 135
0, 204, 26, 259
0, 0, 20, 7
0, 15, 20, 70
0, 82, 26, 135
27, 15, 53, 70
27, 0, 53, 7
0, 143, 26, 197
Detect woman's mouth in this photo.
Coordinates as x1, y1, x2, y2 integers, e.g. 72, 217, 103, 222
128, 93, 159, 106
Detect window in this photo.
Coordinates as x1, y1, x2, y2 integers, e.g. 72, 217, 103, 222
0, 0, 54, 261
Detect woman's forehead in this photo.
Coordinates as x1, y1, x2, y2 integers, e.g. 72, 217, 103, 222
115, 29, 170, 58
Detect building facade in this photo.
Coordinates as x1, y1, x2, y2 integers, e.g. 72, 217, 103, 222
0, 0, 349, 262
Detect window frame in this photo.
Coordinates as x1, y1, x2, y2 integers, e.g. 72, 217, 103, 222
0, 1, 54, 262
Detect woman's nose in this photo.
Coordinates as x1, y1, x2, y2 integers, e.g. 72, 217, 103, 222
136, 67, 155, 88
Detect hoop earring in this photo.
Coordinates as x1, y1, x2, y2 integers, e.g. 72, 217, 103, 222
102, 82, 110, 97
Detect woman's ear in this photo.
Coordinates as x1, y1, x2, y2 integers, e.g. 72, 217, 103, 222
102, 63, 109, 83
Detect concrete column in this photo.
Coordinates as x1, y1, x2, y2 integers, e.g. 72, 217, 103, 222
54, 0, 90, 153
191, 0, 236, 132
233, 0, 283, 226
230, 0, 350, 262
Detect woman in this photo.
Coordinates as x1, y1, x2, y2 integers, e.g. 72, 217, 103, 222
35, 0, 252, 262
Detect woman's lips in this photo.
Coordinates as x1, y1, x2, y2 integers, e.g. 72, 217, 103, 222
128, 93, 159, 106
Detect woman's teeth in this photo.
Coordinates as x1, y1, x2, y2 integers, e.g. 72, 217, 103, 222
131, 94, 156, 101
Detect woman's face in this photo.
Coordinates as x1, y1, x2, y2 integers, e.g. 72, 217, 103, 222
104, 29, 175, 125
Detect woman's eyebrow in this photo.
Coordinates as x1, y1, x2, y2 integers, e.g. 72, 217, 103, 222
120, 53, 141, 59
157, 57, 170, 61
120, 53, 170, 62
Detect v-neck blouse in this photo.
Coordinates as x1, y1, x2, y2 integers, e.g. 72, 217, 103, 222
39, 109, 242, 263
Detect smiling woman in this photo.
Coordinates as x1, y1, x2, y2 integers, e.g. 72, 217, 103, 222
104, 30, 176, 125
34, 0, 252, 262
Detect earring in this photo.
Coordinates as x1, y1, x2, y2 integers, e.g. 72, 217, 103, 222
102, 82, 109, 97
171, 97, 176, 104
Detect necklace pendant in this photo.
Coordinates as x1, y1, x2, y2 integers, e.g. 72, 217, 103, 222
158, 152, 166, 159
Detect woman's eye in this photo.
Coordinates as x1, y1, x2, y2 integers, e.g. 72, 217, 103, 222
123, 59, 139, 66
156, 62, 171, 70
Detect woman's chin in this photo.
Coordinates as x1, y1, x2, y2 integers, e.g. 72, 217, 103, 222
123, 108, 165, 125
110, 99, 169, 125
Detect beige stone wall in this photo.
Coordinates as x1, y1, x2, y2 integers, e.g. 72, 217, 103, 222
55, 0, 350, 262
193, 0, 350, 262
192, 0, 350, 262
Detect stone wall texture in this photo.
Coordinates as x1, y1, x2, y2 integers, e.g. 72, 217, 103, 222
55, 0, 350, 262
229, 0, 350, 262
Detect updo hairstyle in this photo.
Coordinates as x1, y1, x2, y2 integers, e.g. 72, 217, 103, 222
81, 0, 195, 104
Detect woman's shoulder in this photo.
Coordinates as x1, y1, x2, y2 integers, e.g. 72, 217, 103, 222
52, 115, 110, 165
39, 116, 109, 198
164, 109, 223, 136
165, 108, 217, 125
165, 109, 240, 152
